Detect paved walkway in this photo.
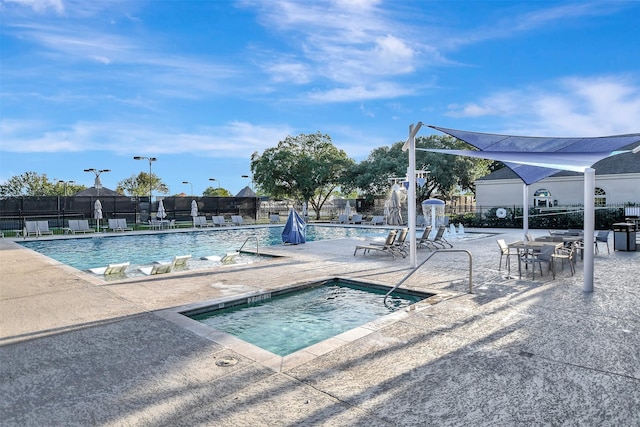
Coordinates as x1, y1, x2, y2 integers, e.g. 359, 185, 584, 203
1, 228, 639, 426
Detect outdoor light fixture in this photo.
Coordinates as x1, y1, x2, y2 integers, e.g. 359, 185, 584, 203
241, 174, 254, 190
182, 181, 193, 196
208, 178, 221, 188
57, 180, 75, 196
133, 156, 157, 202
83, 168, 110, 197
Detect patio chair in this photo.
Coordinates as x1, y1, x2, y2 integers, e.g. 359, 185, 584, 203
364, 216, 385, 226
108, 218, 122, 232
496, 239, 511, 271
520, 244, 556, 280
269, 214, 281, 224
211, 216, 229, 226
231, 215, 244, 226
354, 229, 398, 259
552, 242, 576, 275
24, 221, 40, 237
139, 260, 174, 275
594, 230, 610, 254
148, 219, 162, 230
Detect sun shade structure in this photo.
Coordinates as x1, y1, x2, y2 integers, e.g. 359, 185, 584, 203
427, 126, 640, 185
403, 123, 640, 293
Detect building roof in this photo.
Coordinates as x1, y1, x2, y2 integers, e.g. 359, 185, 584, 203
235, 186, 256, 197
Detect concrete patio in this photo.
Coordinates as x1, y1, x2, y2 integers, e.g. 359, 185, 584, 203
1, 228, 639, 426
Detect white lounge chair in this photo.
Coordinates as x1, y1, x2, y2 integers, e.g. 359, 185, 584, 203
269, 214, 281, 224
139, 262, 173, 275
108, 219, 122, 232
349, 214, 363, 224
69, 219, 95, 234
231, 215, 244, 226
37, 221, 53, 236
117, 218, 133, 231
331, 214, 348, 224
364, 216, 385, 226
89, 262, 130, 276
24, 221, 39, 237
354, 230, 399, 259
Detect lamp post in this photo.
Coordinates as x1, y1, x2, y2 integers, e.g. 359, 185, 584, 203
241, 174, 254, 191
84, 168, 110, 197
57, 180, 75, 196
182, 181, 193, 197
133, 156, 157, 202
208, 178, 221, 190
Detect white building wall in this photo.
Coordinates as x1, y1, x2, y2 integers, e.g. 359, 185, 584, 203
475, 173, 640, 207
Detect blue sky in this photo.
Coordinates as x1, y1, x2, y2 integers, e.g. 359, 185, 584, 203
1, 0, 639, 196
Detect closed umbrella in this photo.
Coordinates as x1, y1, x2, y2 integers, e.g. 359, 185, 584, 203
344, 201, 352, 218
157, 199, 167, 220
388, 189, 403, 225
282, 208, 306, 245
190, 200, 198, 227
94, 199, 103, 232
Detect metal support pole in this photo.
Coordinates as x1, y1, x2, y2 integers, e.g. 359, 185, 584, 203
522, 184, 529, 241
403, 122, 423, 269
583, 168, 595, 293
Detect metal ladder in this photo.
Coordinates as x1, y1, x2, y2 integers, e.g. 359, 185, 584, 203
383, 249, 473, 304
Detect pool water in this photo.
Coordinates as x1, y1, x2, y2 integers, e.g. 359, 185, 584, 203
186, 279, 432, 357
18, 225, 388, 271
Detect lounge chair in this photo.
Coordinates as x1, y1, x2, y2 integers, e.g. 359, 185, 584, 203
211, 216, 229, 226
416, 226, 435, 249
65, 219, 95, 234
37, 221, 53, 236
193, 216, 211, 227
148, 219, 161, 230
231, 215, 244, 226
139, 262, 174, 275
269, 214, 281, 224
364, 215, 385, 226
117, 218, 133, 231
24, 221, 40, 237
152, 254, 191, 270
108, 219, 122, 232
349, 214, 363, 224
89, 262, 130, 276
331, 214, 348, 224
431, 225, 453, 248
354, 229, 399, 259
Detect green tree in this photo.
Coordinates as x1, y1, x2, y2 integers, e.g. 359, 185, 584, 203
343, 135, 495, 202
202, 186, 232, 197
116, 172, 169, 197
0, 171, 86, 197
251, 132, 355, 219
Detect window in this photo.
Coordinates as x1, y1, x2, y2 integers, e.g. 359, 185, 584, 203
594, 187, 606, 207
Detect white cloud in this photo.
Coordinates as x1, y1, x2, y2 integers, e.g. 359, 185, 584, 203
446, 76, 640, 136
3, 0, 64, 14
0, 119, 294, 157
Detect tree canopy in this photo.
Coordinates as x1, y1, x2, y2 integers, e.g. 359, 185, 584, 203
342, 135, 496, 202
202, 186, 232, 197
0, 172, 86, 197
116, 172, 169, 197
251, 132, 355, 219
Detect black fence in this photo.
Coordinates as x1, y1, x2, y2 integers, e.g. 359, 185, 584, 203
0, 196, 259, 233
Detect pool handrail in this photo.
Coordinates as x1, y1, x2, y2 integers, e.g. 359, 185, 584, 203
383, 249, 473, 304
238, 235, 259, 256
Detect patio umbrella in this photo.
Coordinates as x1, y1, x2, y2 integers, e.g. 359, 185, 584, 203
157, 199, 167, 220
282, 208, 306, 244
94, 199, 103, 232
190, 200, 198, 226
344, 201, 352, 218
388, 189, 403, 225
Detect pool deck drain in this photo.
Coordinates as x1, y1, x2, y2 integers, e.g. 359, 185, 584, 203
1, 228, 639, 426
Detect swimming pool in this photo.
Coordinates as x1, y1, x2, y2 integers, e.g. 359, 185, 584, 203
184, 278, 434, 356
18, 225, 388, 272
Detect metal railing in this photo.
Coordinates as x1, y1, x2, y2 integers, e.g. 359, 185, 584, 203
238, 236, 260, 256
384, 249, 473, 304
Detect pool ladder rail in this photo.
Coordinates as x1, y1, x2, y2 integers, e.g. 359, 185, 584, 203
383, 249, 473, 305
237, 235, 260, 256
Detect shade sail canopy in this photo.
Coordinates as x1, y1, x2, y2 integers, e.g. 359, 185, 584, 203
429, 126, 640, 184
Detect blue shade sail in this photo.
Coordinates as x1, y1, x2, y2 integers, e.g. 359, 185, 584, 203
428, 126, 640, 184
282, 208, 306, 244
